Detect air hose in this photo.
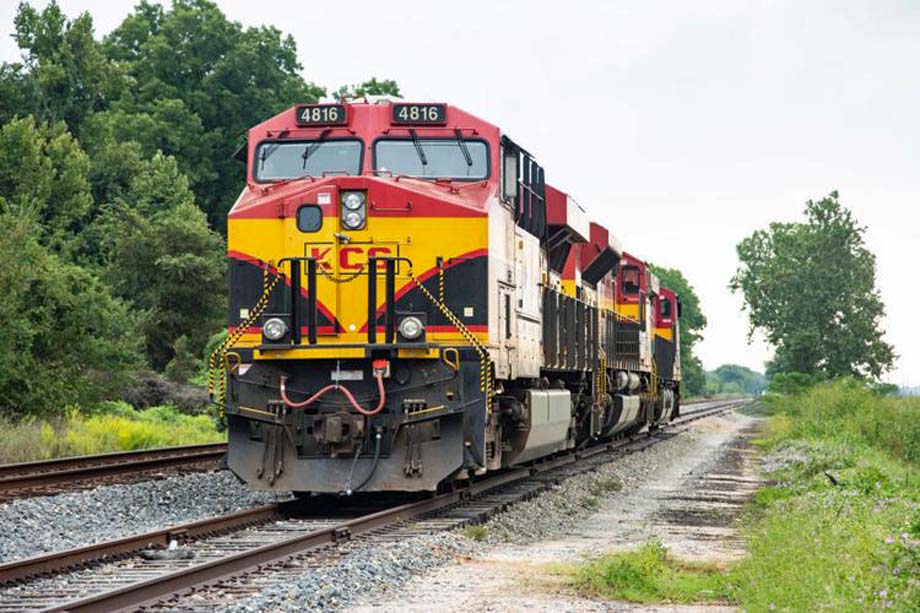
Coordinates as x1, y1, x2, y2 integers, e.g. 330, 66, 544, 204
279, 359, 389, 416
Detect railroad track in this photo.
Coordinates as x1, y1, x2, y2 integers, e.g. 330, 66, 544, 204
0, 399, 747, 612
0, 443, 227, 501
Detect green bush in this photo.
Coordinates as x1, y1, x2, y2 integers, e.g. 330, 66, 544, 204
165, 335, 200, 384
0, 216, 141, 418
767, 371, 824, 395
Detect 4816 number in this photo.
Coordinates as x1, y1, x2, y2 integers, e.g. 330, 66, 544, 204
392, 103, 446, 124
295, 104, 347, 126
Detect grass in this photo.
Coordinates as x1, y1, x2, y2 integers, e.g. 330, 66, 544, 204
0, 402, 225, 464
562, 379, 920, 610
571, 541, 729, 604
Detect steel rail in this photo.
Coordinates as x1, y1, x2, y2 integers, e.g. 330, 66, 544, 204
45, 398, 748, 613
0, 503, 284, 586
0, 443, 227, 495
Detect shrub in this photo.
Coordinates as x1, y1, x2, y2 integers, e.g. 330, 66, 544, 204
462, 525, 489, 541
120, 370, 210, 414
0, 217, 141, 417
165, 335, 200, 383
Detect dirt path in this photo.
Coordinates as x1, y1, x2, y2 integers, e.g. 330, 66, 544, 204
350, 411, 764, 613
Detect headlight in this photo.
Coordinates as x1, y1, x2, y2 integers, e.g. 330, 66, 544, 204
398, 316, 424, 340
342, 191, 365, 210
263, 317, 288, 341
343, 210, 364, 229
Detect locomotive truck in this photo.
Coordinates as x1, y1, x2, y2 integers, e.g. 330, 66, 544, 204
212, 99, 681, 494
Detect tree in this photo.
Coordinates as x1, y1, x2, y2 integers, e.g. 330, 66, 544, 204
731, 191, 895, 379
649, 264, 707, 396
2, 1, 122, 134
0, 116, 93, 256
707, 364, 766, 396
333, 77, 402, 102
0, 216, 141, 416
100, 153, 226, 369
102, 0, 325, 227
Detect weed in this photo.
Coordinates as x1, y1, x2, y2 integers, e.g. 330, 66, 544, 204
582, 496, 600, 509
589, 477, 623, 496
462, 525, 489, 541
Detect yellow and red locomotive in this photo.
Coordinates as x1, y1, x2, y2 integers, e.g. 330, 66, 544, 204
214, 99, 681, 494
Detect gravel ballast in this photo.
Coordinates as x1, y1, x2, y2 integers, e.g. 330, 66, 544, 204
0, 471, 283, 562
227, 534, 475, 613
225, 424, 709, 612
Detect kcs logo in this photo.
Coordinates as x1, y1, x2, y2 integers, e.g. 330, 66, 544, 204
308, 246, 394, 271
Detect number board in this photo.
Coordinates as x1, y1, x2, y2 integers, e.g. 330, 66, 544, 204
295, 104, 347, 126
392, 103, 447, 125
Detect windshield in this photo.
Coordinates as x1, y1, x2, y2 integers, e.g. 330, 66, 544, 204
254, 139, 362, 181
374, 138, 489, 180
660, 298, 671, 319
622, 266, 641, 295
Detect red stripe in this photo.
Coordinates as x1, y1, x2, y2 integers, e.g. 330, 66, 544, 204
229, 325, 338, 335
368, 324, 487, 333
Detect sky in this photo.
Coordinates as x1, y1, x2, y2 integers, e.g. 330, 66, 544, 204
2, 0, 918, 385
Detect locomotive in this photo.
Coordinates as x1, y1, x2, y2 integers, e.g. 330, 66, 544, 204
213, 99, 681, 494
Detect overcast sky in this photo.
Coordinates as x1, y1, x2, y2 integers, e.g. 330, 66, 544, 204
2, 0, 918, 385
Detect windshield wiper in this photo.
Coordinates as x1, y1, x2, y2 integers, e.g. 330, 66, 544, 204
454, 129, 473, 167
409, 129, 428, 168
302, 129, 331, 169
260, 143, 281, 170
258, 130, 290, 170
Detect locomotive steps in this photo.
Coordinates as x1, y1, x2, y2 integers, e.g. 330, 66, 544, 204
0, 400, 745, 612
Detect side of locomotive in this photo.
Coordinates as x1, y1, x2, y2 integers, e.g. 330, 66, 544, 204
216, 99, 681, 494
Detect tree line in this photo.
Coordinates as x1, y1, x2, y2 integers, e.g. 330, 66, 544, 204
0, 0, 398, 417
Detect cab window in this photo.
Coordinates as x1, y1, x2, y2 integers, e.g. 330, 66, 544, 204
254, 139, 362, 181
622, 266, 641, 295
660, 298, 672, 319
374, 138, 489, 180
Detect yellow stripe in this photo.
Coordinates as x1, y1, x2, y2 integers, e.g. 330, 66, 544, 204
257, 347, 366, 359
654, 327, 673, 341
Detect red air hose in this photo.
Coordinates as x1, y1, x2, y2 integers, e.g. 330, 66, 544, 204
279, 360, 388, 416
